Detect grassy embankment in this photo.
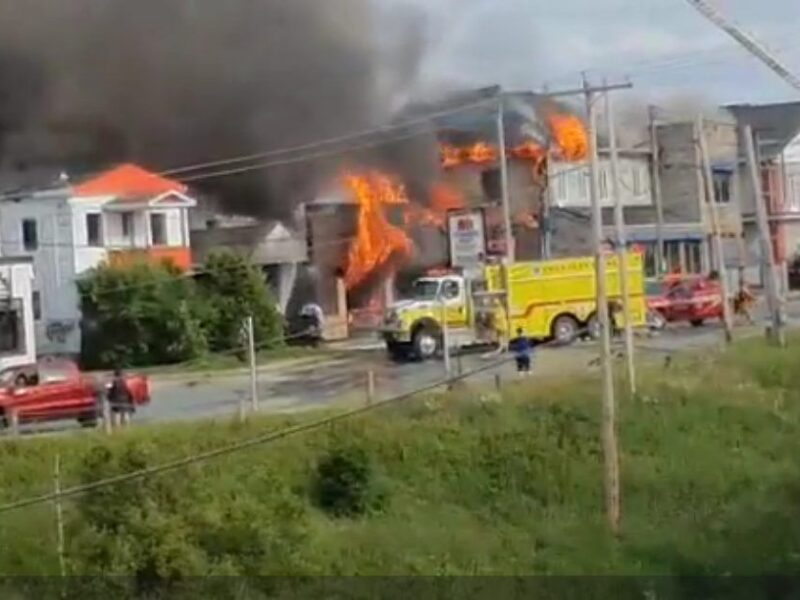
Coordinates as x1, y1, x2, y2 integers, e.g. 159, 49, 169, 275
1, 335, 800, 595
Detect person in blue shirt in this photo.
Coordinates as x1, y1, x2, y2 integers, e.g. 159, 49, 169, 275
509, 327, 533, 376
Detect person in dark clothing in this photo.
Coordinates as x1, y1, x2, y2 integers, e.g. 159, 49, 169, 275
509, 327, 533, 376
607, 301, 622, 338
107, 368, 134, 428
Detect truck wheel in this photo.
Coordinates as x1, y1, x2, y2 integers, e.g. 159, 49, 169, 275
585, 314, 601, 340
551, 315, 579, 345
412, 327, 440, 361
690, 319, 705, 328
13, 374, 27, 388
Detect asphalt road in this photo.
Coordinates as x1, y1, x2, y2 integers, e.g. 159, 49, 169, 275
6, 299, 799, 436
136, 320, 760, 425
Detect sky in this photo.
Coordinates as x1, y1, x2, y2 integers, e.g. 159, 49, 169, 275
391, 0, 800, 107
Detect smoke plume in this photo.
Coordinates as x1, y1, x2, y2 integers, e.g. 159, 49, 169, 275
0, 0, 428, 218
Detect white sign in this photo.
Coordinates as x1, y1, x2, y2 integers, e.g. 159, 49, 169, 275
448, 210, 486, 269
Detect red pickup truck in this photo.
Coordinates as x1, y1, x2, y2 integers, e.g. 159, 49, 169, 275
0, 358, 150, 429
646, 275, 724, 330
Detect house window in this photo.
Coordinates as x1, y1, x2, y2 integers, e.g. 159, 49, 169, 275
150, 213, 167, 246
632, 166, 643, 197
665, 241, 682, 273
32, 291, 41, 321
642, 242, 657, 277
685, 241, 703, 274
789, 175, 800, 212
554, 171, 568, 203
0, 300, 24, 355
121, 212, 134, 239
712, 169, 732, 204
598, 168, 609, 201
22, 219, 37, 251
86, 213, 103, 247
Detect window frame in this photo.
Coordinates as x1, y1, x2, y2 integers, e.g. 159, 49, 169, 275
32, 291, 41, 321
121, 211, 134, 239
0, 299, 26, 357
150, 213, 167, 246
711, 168, 732, 204
86, 213, 103, 247
21, 219, 38, 252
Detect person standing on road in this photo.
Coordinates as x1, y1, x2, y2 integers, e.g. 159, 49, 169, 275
509, 327, 533, 377
107, 368, 134, 429
607, 300, 622, 338
733, 281, 756, 325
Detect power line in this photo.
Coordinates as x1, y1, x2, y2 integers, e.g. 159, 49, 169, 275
0, 352, 518, 515
684, 0, 800, 92
160, 96, 499, 177
178, 125, 444, 183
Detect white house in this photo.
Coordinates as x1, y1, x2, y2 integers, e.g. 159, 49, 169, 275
0, 258, 36, 372
0, 164, 196, 356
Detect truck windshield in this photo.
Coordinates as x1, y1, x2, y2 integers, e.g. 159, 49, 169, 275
412, 280, 441, 300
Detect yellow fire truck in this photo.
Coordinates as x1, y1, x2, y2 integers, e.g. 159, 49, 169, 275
381, 253, 647, 360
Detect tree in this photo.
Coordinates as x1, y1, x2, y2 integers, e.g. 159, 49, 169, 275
196, 251, 283, 353
78, 262, 207, 368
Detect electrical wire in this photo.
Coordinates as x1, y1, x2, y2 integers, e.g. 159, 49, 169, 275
160, 96, 499, 177
0, 352, 520, 515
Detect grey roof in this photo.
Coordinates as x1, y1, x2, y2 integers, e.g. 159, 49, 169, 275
725, 101, 800, 159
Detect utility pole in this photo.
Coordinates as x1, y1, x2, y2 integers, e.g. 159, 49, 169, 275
744, 124, 786, 346
497, 95, 514, 344
542, 149, 553, 260
584, 74, 621, 535
497, 96, 514, 263
439, 290, 452, 378
52, 453, 66, 579
648, 106, 666, 275
606, 87, 637, 396
245, 315, 259, 413
697, 116, 734, 343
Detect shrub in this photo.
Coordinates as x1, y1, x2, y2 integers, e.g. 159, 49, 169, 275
313, 446, 380, 518
78, 261, 207, 368
196, 251, 284, 354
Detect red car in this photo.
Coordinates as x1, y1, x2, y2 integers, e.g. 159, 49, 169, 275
646, 276, 724, 330
0, 358, 150, 429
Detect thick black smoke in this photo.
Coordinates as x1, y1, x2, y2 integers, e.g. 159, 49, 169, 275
0, 0, 428, 217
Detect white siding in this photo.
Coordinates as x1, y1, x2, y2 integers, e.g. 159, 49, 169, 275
71, 201, 110, 275
0, 261, 37, 369
0, 192, 82, 356
550, 157, 652, 208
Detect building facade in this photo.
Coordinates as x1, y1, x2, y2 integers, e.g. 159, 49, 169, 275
0, 164, 196, 355
727, 102, 800, 290
0, 258, 36, 372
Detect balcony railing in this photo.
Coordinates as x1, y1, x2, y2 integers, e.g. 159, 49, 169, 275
108, 247, 192, 271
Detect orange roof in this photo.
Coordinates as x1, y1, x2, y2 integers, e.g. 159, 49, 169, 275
73, 163, 187, 198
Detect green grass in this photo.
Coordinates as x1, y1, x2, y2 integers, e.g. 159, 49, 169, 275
2, 335, 800, 592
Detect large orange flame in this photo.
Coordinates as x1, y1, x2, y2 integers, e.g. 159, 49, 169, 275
404, 182, 466, 229
343, 172, 414, 290
548, 113, 589, 161
438, 111, 589, 169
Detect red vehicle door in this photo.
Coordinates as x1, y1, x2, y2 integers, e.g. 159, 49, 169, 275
12, 360, 95, 423
691, 280, 724, 320
664, 283, 694, 322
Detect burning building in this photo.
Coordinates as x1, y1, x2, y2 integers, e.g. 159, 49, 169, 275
300, 89, 592, 333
